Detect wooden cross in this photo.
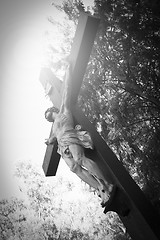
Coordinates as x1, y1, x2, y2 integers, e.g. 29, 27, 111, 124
39, 13, 160, 240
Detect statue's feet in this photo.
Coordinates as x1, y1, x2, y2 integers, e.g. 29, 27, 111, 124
101, 185, 117, 208
97, 185, 117, 208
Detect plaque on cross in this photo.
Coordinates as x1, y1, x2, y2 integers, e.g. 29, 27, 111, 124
40, 12, 160, 240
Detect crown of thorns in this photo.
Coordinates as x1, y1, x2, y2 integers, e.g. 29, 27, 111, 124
45, 106, 59, 121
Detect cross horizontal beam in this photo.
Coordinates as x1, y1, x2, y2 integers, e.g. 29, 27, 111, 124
39, 68, 63, 109
40, 68, 63, 176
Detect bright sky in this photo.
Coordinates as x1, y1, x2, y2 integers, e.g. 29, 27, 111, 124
0, 0, 52, 198
0, 0, 94, 198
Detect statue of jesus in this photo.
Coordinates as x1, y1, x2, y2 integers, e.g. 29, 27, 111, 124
45, 59, 116, 207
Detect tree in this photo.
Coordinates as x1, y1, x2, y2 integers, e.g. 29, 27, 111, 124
78, 0, 160, 201
47, 0, 160, 238
0, 160, 119, 239
88, 1, 160, 208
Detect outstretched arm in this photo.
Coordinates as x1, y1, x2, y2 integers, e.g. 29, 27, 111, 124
59, 60, 72, 113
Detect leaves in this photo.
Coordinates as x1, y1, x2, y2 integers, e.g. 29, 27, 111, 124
2, 1, 159, 239
0, 161, 119, 239
43, 1, 160, 238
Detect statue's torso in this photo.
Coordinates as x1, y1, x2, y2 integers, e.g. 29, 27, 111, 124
52, 110, 74, 141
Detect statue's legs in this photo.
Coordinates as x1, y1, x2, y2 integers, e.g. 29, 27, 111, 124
67, 144, 115, 204
63, 155, 101, 189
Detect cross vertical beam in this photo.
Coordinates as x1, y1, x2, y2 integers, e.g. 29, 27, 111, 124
68, 13, 100, 105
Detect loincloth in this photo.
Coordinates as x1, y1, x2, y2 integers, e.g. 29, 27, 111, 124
57, 128, 93, 159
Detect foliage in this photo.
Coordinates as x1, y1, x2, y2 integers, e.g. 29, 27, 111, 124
47, 0, 160, 238
90, 0, 160, 203
0, 161, 123, 239
78, 0, 160, 202
49, 1, 160, 200
2, 1, 160, 239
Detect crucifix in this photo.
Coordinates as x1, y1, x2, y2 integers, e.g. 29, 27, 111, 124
39, 12, 160, 240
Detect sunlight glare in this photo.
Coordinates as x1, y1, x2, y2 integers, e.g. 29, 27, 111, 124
13, 36, 45, 69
